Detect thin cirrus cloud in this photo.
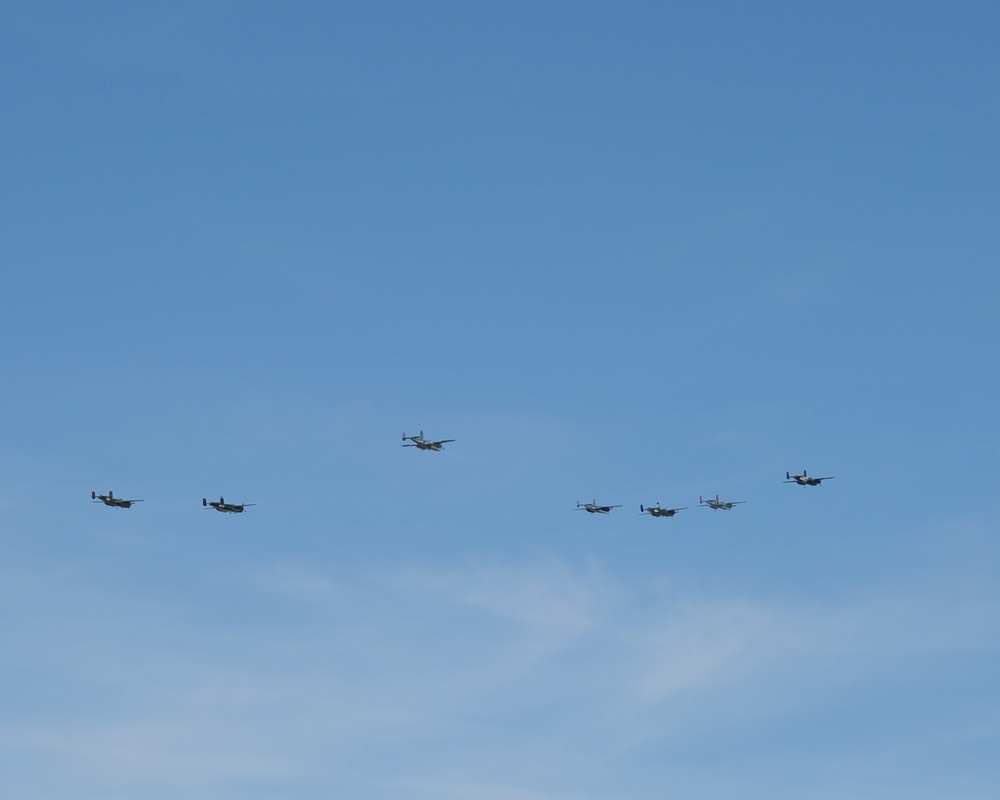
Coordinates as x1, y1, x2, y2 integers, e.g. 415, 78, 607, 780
0, 556, 997, 798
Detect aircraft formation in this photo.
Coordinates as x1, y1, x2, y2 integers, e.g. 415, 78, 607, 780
92, 427, 832, 521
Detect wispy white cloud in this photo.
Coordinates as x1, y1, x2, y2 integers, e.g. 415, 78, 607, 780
385, 558, 617, 634
245, 561, 345, 605
1, 557, 997, 799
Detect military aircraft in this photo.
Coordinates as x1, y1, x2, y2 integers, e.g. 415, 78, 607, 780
699, 494, 745, 510
203, 496, 255, 513
576, 499, 622, 514
92, 490, 142, 509
785, 470, 834, 486
402, 431, 455, 451
640, 502, 686, 517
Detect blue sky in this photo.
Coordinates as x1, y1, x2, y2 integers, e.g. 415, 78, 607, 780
2, 2, 999, 798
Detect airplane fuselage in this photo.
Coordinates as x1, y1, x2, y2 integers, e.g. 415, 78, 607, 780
649, 507, 678, 516
578, 499, 619, 513
700, 495, 742, 510
204, 496, 252, 513
402, 432, 454, 451
786, 472, 832, 486
641, 503, 683, 517
100, 497, 134, 508
93, 491, 140, 509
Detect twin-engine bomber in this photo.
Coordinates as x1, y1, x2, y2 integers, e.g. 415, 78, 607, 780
785, 470, 834, 486
402, 431, 455, 451
92, 490, 142, 509
203, 497, 255, 513
576, 499, 622, 514
640, 502, 686, 517
699, 495, 746, 511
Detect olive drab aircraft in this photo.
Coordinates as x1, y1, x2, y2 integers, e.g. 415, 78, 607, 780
92, 490, 143, 509
402, 431, 456, 451
785, 470, 834, 486
576, 499, 622, 514
640, 502, 686, 517
79, 424, 849, 524
203, 496, 255, 513
699, 494, 746, 510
